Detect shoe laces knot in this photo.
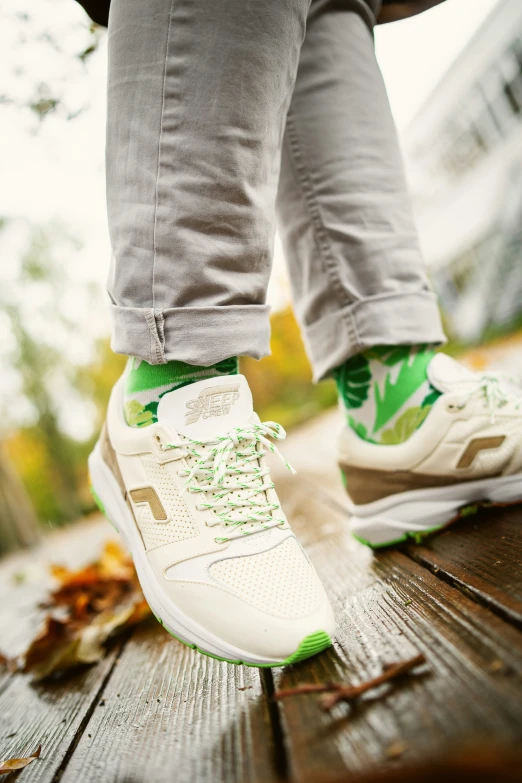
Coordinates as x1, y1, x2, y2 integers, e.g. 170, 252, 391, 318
455, 373, 521, 423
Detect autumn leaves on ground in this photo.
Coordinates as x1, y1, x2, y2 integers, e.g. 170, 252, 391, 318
0, 541, 150, 682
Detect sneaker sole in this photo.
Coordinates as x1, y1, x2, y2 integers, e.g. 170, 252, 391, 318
342, 470, 522, 549
88, 443, 332, 667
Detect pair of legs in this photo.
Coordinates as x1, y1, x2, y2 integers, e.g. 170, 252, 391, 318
106, 0, 445, 378
92, 0, 522, 663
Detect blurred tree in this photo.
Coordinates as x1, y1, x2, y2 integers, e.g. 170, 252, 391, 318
74, 337, 126, 434
1, 0, 104, 126
242, 308, 337, 430
0, 221, 93, 530
0, 442, 41, 555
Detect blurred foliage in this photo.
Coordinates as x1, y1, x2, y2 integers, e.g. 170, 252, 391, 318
242, 308, 337, 430
1, 1, 104, 126
1, 221, 95, 526
5, 429, 90, 527
74, 338, 127, 434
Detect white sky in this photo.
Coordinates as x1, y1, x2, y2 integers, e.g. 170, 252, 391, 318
0, 0, 503, 321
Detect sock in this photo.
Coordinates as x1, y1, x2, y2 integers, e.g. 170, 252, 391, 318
333, 345, 441, 445
123, 356, 239, 427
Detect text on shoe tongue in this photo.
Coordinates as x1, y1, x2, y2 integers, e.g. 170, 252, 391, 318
185, 383, 240, 425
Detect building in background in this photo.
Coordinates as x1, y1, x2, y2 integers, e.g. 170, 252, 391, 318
404, 0, 522, 342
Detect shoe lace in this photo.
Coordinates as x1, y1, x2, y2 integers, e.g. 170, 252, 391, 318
160, 422, 295, 542
453, 373, 521, 423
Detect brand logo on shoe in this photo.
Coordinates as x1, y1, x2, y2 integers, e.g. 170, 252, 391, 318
185, 384, 240, 425
129, 487, 167, 521
456, 435, 506, 469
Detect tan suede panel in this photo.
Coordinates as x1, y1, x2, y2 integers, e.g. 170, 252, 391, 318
456, 436, 506, 470
340, 464, 482, 505
100, 422, 126, 497
128, 487, 168, 521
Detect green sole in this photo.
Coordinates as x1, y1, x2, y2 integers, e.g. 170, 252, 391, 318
353, 529, 442, 549
153, 612, 332, 668
90, 483, 332, 668
90, 484, 106, 514
351, 504, 481, 550
90, 483, 121, 534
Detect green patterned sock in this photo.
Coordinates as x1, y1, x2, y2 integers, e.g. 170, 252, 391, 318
123, 356, 239, 427
333, 345, 441, 445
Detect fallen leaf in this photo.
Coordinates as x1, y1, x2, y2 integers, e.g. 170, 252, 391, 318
0, 744, 41, 775
23, 617, 81, 680
386, 741, 408, 759
22, 541, 151, 680
0, 652, 18, 673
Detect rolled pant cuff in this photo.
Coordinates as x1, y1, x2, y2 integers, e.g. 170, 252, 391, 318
110, 304, 271, 366
305, 292, 447, 382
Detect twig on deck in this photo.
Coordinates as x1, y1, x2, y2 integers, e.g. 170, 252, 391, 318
273, 653, 426, 711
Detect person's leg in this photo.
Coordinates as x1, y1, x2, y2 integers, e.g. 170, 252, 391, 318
276, 0, 445, 444
276, 0, 522, 550
106, 0, 310, 424
95, 0, 335, 663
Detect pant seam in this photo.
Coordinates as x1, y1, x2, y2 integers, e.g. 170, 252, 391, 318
155, 310, 167, 363
284, 111, 360, 355
144, 309, 167, 364
285, 112, 352, 312
151, 0, 175, 310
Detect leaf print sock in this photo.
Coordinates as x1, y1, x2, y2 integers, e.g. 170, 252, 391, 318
333, 345, 442, 445
123, 356, 239, 427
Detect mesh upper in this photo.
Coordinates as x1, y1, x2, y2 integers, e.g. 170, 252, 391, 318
209, 537, 322, 618
134, 455, 198, 550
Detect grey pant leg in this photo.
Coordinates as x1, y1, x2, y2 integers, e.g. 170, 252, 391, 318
277, 0, 446, 381
107, 0, 310, 365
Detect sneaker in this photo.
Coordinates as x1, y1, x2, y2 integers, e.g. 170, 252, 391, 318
89, 373, 335, 666
339, 354, 522, 548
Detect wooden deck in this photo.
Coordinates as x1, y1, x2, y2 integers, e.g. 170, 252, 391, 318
1, 407, 521, 782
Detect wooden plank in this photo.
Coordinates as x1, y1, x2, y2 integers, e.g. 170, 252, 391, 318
60, 621, 280, 783
0, 646, 121, 783
405, 505, 522, 626
272, 480, 522, 782
0, 516, 124, 783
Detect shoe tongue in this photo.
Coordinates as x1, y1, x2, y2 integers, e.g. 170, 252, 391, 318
157, 374, 253, 439
427, 353, 476, 393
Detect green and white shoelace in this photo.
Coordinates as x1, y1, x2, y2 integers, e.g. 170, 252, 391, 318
449, 373, 521, 422
158, 422, 295, 543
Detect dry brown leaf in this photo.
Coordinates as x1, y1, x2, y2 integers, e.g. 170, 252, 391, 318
23, 617, 80, 680
0, 652, 19, 674
22, 541, 151, 680
0, 744, 41, 775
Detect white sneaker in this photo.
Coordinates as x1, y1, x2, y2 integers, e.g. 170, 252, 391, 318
89, 374, 335, 666
339, 354, 522, 548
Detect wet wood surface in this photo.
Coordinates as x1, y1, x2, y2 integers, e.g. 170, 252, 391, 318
0, 409, 521, 782
405, 505, 522, 626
